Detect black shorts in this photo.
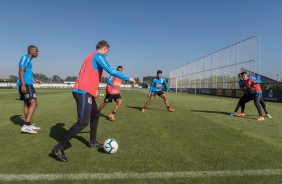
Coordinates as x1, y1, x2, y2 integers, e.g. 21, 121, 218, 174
151, 91, 164, 97
104, 94, 122, 103
18, 85, 37, 101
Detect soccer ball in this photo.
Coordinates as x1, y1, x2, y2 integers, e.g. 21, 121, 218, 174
103, 138, 118, 154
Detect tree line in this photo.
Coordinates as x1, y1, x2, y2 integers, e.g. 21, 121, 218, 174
4, 73, 143, 85
2, 73, 170, 88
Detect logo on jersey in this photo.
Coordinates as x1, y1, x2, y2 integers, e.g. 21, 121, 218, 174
88, 97, 92, 104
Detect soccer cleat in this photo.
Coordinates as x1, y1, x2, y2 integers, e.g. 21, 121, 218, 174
30, 124, 41, 130
52, 147, 68, 162
108, 114, 116, 121
167, 108, 174, 112
266, 113, 272, 118
236, 113, 245, 117
89, 142, 103, 148
21, 125, 37, 134
257, 116, 265, 121
230, 112, 237, 116
141, 108, 145, 113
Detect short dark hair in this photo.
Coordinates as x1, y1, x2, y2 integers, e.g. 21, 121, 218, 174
157, 70, 162, 74
241, 71, 247, 75
117, 66, 123, 70
28, 45, 37, 53
96, 40, 110, 50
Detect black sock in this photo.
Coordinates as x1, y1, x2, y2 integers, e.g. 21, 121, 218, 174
112, 111, 116, 114
167, 106, 170, 109
25, 122, 31, 126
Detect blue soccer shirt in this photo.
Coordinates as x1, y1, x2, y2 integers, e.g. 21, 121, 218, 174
17, 54, 33, 86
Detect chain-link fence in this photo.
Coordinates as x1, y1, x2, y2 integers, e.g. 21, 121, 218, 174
169, 36, 260, 91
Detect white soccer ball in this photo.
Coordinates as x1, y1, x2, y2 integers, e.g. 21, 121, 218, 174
103, 138, 118, 154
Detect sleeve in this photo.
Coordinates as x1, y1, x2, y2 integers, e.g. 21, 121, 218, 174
107, 76, 115, 87
252, 75, 262, 84
149, 79, 155, 94
163, 78, 170, 91
94, 54, 130, 81
19, 55, 28, 68
239, 81, 244, 89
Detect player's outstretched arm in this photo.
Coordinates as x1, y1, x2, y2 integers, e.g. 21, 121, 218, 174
107, 76, 115, 87
129, 77, 136, 84
163, 79, 172, 92
33, 78, 42, 84
95, 54, 134, 83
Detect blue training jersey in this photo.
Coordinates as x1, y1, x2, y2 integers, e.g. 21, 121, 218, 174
16, 54, 33, 86
149, 77, 170, 94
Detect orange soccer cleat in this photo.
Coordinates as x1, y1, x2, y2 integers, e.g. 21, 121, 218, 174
236, 113, 245, 117
167, 108, 174, 112
257, 116, 264, 121
109, 114, 116, 121
141, 108, 145, 113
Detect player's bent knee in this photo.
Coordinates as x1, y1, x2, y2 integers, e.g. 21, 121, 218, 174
77, 119, 89, 127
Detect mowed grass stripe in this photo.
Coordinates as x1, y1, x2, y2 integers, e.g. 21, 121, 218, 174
0, 169, 281, 181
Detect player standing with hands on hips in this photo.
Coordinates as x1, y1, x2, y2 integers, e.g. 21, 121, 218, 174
141, 70, 174, 112
52, 40, 135, 162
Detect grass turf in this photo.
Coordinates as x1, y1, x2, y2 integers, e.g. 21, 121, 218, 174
0, 88, 281, 183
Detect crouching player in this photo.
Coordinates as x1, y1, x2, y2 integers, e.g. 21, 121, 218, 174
141, 70, 174, 112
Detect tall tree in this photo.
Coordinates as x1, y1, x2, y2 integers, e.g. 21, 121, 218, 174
65, 76, 78, 82
52, 75, 64, 83
8, 75, 18, 82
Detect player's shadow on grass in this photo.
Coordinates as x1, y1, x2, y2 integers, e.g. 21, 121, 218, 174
49, 123, 89, 150
10, 115, 24, 126
190, 110, 231, 115
99, 113, 110, 120
126, 106, 164, 112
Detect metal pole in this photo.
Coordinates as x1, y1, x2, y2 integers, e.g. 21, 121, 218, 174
175, 78, 178, 93
258, 36, 261, 74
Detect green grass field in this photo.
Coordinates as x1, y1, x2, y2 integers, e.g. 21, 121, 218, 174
0, 88, 281, 184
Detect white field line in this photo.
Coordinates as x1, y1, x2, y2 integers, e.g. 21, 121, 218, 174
0, 169, 281, 181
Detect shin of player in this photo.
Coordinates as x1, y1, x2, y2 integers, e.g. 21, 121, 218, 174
99, 66, 124, 121
141, 70, 174, 112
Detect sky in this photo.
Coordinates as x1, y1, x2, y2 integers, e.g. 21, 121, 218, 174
0, 0, 282, 80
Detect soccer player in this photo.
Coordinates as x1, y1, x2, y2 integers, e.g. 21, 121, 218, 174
17, 45, 41, 134
141, 70, 174, 112
230, 73, 248, 116
236, 72, 271, 120
99, 66, 124, 121
52, 40, 135, 162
